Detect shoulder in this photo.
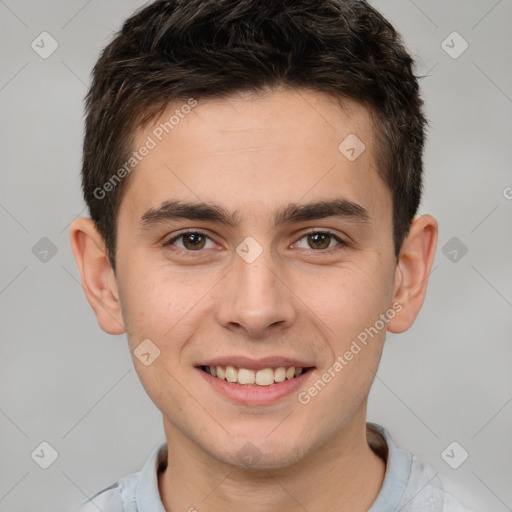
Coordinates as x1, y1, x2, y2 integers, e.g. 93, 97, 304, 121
75, 471, 140, 512
74, 442, 167, 512
76, 482, 123, 512
367, 423, 474, 512
401, 454, 474, 512
441, 492, 474, 512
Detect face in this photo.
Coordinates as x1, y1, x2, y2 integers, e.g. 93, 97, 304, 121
114, 88, 398, 468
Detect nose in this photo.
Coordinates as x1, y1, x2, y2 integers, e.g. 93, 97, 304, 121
214, 246, 296, 338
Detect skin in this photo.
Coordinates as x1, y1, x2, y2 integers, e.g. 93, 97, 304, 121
70, 87, 437, 512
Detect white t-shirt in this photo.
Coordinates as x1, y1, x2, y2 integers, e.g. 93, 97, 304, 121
76, 423, 473, 511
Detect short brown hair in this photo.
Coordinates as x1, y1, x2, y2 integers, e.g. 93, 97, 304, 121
82, 0, 427, 271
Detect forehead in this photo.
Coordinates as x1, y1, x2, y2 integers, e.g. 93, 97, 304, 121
120, 88, 389, 227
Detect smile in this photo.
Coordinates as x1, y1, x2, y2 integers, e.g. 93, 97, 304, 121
201, 365, 308, 386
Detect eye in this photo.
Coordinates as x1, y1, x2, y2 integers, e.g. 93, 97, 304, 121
163, 231, 216, 251
162, 229, 346, 254
294, 231, 346, 251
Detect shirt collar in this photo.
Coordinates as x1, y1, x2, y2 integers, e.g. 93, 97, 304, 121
135, 422, 411, 512
367, 422, 412, 511
134, 442, 167, 512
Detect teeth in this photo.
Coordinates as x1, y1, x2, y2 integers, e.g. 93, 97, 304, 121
238, 368, 255, 385
225, 365, 238, 383
274, 367, 286, 382
255, 368, 274, 386
286, 366, 295, 380
205, 365, 305, 386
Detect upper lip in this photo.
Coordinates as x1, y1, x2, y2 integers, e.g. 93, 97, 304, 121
197, 356, 315, 371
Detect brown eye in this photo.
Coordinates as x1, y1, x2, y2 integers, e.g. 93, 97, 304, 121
181, 233, 206, 250
164, 231, 214, 251
294, 231, 346, 251
307, 233, 331, 249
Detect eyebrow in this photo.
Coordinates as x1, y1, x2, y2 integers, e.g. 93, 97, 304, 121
140, 198, 370, 230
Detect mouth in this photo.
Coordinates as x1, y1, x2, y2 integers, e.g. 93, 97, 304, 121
196, 359, 315, 405
199, 365, 313, 386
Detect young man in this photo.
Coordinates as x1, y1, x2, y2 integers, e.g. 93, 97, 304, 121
70, 0, 472, 510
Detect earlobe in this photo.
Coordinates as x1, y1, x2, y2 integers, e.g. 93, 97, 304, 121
387, 214, 438, 334
69, 217, 125, 335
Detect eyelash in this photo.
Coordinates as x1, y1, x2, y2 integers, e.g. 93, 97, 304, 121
162, 229, 347, 254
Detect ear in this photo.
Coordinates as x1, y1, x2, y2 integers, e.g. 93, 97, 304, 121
387, 214, 438, 333
69, 217, 125, 335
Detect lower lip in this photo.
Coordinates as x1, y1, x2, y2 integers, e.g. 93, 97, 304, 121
197, 368, 314, 406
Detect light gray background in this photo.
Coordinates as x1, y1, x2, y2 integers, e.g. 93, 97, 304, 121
0, 1, 511, 511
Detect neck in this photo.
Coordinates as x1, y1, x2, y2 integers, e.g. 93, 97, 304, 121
158, 413, 386, 512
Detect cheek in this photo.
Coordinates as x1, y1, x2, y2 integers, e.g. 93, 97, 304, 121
316, 261, 394, 392
301, 261, 393, 343
296, 270, 390, 425
119, 265, 207, 344
118, 270, 204, 406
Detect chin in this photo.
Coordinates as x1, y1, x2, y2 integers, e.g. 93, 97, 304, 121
214, 436, 310, 470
